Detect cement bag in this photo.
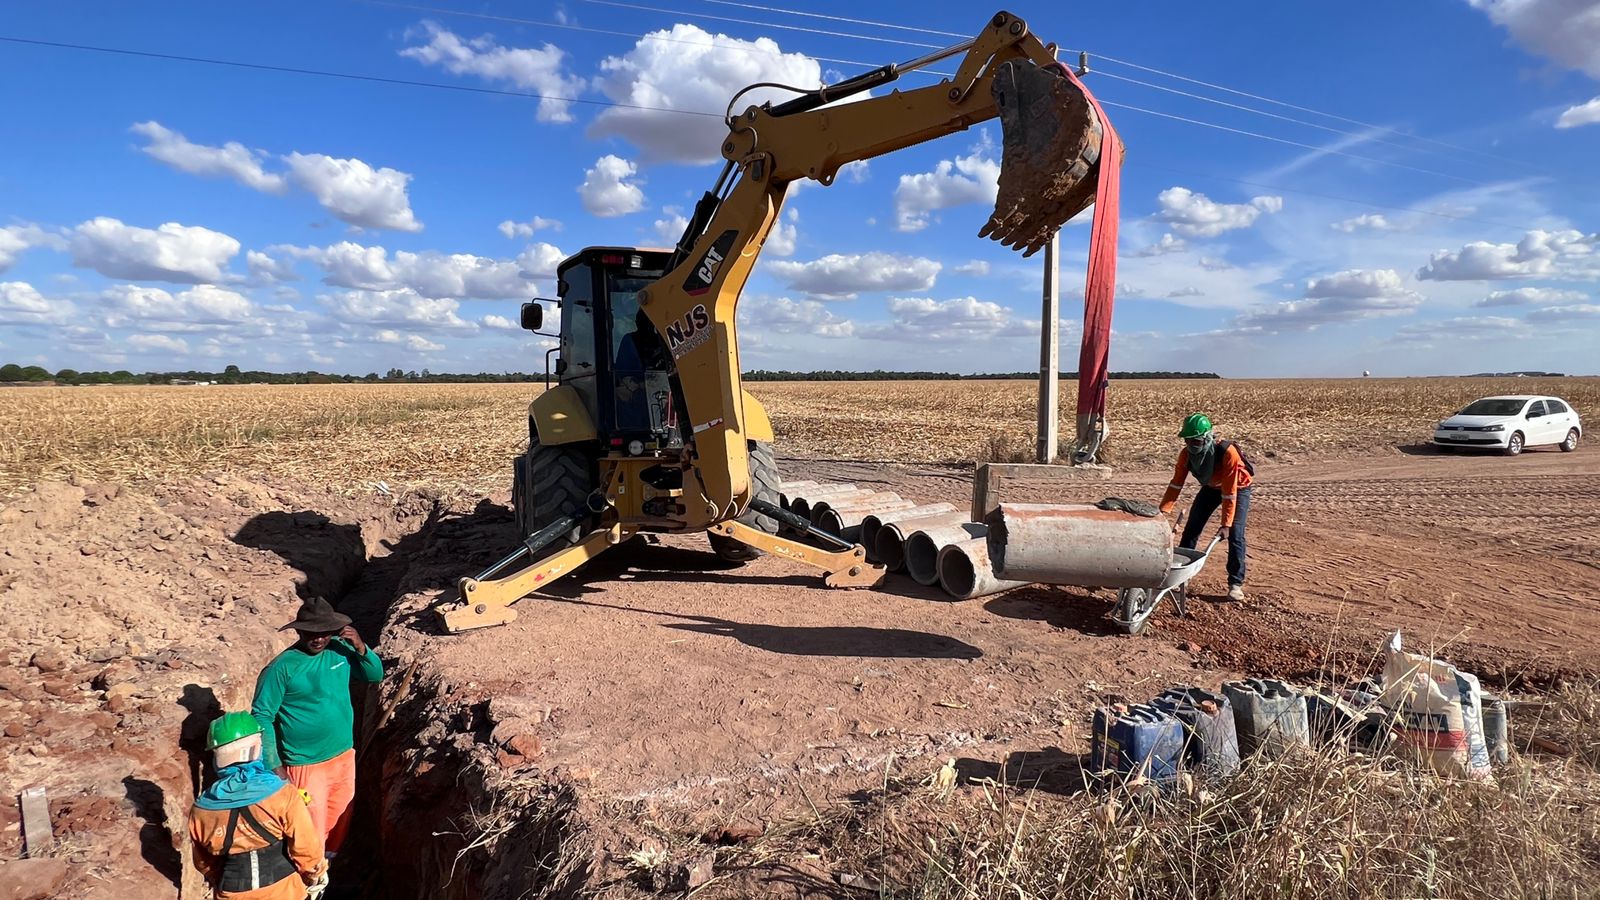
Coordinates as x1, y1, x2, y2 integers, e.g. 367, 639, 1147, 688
1378, 632, 1492, 780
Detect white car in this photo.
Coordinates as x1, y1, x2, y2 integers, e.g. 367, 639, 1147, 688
1432, 395, 1582, 455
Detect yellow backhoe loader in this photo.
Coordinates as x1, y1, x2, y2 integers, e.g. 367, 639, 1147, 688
440, 10, 1118, 632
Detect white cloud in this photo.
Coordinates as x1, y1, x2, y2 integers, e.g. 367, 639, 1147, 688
100, 284, 255, 328
1156, 187, 1283, 237
498, 216, 561, 238
69, 217, 239, 284
1229, 268, 1422, 333
284, 152, 422, 232
246, 250, 297, 283
1330, 213, 1393, 233
1465, 0, 1600, 77
579, 155, 646, 217
130, 121, 287, 193
766, 208, 798, 257
1391, 315, 1527, 345
767, 252, 940, 300
0, 281, 74, 325
1475, 286, 1587, 307
1556, 96, 1600, 128
483, 314, 520, 330
321, 288, 476, 331
654, 210, 689, 246
1133, 233, 1188, 257
1167, 286, 1206, 298
839, 160, 870, 183
400, 22, 585, 123
127, 333, 191, 354
865, 296, 1037, 342
1417, 229, 1600, 281
279, 242, 540, 298
953, 260, 991, 276
516, 242, 566, 279
0, 225, 64, 273
374, 329, 445, 351
745, 296, 854, 338
590, 24, 821, 164
1199, 256, 1233, 271
893, 137, 1000, 232
1526, 303, 1600, 322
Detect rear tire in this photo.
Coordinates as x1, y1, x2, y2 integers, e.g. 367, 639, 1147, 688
1503, 431, 1524, 457
708, 441, 782, 563
1561, 428, 1579, 452
514, 431, 595, 554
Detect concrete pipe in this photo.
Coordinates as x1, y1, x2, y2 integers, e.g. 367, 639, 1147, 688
860, 503, 958, 560
938, 537, 1028, 600
905, 523, 989, 586
776, 480, 819, 510
815, 497, 917, 537
809, 491, 904, 525
874, 511, 973, 572
789, 486, 866, 520
985, 503, 1172, 589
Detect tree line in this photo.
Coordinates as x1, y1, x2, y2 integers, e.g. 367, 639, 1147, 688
4, 363, 1222, 385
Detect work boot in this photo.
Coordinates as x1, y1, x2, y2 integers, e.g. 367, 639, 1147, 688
1226, 585, 1245, 602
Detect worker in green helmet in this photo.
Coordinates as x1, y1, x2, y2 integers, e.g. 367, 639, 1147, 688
188, 710, 329, 899
1158, 412, 1255, 601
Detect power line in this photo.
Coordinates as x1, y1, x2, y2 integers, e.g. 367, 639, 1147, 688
584, 0, 944, 49
0, 34, 725, 118
699, 0, 967, 40
1099, 100, 1494, 187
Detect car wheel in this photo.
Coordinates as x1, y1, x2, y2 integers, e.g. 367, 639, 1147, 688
1503, 431, 1524, 457
1560, 428, 1579, 452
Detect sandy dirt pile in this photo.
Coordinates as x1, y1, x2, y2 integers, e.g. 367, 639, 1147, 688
0, 476, 423, 899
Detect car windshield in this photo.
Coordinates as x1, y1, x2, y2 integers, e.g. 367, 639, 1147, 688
1458, 398, 1526, 417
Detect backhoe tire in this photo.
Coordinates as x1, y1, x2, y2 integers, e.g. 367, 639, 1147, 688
514, 432, 595, 556
707, 441, 782, 563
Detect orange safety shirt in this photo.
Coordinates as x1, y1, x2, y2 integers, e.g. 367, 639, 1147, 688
189, 783, 325, 900
1158, 442, 1254, 527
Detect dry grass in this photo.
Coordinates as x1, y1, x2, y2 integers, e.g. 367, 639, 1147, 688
794, 683, 1600, 900
2, 376, 1597, 496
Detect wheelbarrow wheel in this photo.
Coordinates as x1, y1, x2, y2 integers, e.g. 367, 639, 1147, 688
1116, 587, 1157, 635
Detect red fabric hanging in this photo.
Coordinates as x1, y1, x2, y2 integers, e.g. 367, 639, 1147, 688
1055, 65, 1122, 419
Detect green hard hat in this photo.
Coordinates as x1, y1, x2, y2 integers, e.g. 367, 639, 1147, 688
1179, 413, 1214, 439
207, 711, 262, 750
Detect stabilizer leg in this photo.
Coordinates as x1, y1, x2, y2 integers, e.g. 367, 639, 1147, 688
440, 527, 627, 632
711, 520, 885, 588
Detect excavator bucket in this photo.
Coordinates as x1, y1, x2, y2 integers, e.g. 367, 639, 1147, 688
983, 60, 1109, 257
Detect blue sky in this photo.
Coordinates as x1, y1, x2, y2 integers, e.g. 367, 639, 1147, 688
2, 0, 1597, 377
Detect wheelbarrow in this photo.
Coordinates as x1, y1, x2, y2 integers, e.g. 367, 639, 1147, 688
1109, 514, 1223, 635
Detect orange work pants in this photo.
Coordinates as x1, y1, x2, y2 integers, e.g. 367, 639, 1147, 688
284, 748, 356, 853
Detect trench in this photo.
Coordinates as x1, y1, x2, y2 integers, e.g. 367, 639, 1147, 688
265, 498, 590, 900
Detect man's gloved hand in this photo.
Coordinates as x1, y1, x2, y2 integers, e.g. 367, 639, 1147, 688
1217, 525, 1231, 541
305, 869, 330, 898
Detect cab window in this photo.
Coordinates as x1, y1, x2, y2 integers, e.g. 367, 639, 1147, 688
1527, 400, 1547, 418
558, 263, 597, 380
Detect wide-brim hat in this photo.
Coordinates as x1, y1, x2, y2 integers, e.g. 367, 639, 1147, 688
280, 596, 352, 633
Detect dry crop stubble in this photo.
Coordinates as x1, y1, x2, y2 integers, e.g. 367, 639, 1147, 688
2, 376, 1597, 495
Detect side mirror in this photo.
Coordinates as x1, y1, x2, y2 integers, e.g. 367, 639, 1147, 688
520, 302, 544, 331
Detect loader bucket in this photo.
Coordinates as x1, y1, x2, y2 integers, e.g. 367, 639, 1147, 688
983, 60, 1109, 257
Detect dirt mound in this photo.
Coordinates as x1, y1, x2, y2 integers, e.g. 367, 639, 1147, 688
0, 476, 427, 898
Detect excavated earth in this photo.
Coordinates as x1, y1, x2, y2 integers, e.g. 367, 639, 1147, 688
1, 445, 1596, 898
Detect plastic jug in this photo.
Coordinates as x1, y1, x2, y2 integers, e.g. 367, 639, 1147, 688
1223, 678, 1310, 757
1091, 703, 1185, 784
1151, 686, 1241, 777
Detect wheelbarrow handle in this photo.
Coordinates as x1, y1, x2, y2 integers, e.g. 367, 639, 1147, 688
1201, 533, 1224, 556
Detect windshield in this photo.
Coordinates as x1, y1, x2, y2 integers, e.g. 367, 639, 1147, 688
1458, 398, 1526, 417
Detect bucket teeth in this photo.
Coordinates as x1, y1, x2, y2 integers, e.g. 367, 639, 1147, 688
986, 60, 1105, 255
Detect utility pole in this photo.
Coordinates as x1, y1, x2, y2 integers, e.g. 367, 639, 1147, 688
1035, 232, 1060, 463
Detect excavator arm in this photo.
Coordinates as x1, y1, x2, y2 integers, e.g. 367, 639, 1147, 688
640, 10, 1113, 527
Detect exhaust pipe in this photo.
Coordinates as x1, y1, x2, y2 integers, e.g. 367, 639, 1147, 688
938, 537, 1027, 600
985, 503, 1171, 588
860, 503, 957, 560
874, 511, 973, 572
814, 497, 917, 538
905, 523, 988, 586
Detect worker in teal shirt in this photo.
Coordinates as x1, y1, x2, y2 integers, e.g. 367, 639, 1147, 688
251, 596, 382, 862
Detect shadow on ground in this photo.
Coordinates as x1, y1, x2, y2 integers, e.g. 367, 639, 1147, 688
955, 746, 1091, 797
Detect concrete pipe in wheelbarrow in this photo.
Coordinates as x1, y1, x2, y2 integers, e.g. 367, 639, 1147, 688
905, 523, 989, 586
860, 503, 958, 560
937, 536, 1028, 600
985, 503, 1171, 589
873, 511, 973, 572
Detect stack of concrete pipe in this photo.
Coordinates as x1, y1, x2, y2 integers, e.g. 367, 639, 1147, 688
773, 486, 1172, 602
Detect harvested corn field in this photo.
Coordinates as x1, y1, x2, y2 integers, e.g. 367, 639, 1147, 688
4, 376, 1597, 495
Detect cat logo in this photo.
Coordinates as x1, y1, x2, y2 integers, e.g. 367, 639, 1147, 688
666, 304, 713, 359
682, 229, 739, 297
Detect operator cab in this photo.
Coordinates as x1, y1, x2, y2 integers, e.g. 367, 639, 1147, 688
531, 247, 682, 454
